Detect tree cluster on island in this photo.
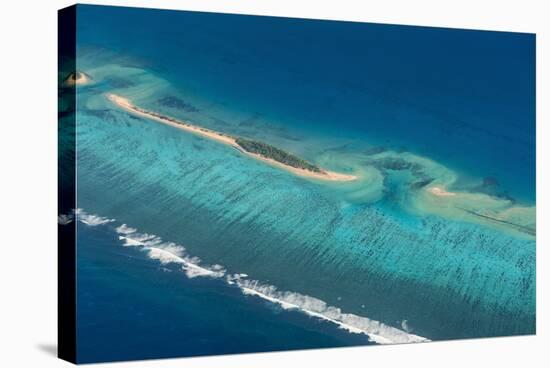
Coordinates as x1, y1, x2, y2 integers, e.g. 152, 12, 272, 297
235, 137, 322, 173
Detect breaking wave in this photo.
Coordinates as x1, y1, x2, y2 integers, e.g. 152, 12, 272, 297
115, 224, 226, 279
58, 213, 74, 225
76, 209, 429, 345
58, 209, 115, 226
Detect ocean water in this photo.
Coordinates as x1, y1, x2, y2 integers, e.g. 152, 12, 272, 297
76, 222, 373, 363
67, 4, 535, 363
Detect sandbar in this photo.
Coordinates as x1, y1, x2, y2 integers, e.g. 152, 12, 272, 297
64, 71, 91, 87
428, 186, 456, 197
107, 94, 357, 182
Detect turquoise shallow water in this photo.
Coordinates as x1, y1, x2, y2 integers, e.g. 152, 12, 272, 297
69, 4, 536, 362
75, 74, 534, 340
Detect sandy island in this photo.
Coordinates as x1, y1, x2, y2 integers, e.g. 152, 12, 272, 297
107, 94, 357, 182
428, 186, 456, 197
64, 71, 91, 87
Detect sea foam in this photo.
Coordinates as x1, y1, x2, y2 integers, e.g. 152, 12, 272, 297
75, 208, 115, 226
76, 209, 429, 345
116, 226, 226, 279
58, 213, 74, 225
58, 209, 114, 226
233, 279, 427, 344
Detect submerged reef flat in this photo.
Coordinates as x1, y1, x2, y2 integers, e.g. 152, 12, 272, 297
362, 150, 536, 238
415, 184, 536, 237
157, 96, 199, 112
107, 93, 357, 182
103, 86, 534, 238
84, 62, 534, 238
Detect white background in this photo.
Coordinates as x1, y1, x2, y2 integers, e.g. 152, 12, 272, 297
0, 0, 547, 367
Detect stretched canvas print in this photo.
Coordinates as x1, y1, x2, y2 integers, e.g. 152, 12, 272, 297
58, 4, 536, 364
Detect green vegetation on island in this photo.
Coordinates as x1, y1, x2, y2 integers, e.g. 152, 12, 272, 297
235, 137, 322, 173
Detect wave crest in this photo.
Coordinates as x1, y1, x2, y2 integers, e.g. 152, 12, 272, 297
77, 209, 429, 345
75, 208, 114, 226
116, 225, 226, 279
233, 279, 428, 344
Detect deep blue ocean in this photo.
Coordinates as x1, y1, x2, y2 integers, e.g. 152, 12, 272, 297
76, 223, 372, 363
68, 4, 536, 363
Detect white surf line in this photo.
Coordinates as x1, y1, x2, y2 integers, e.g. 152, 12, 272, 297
239, 286, 388, 341
237, 284, 429, 345
117, 230, 226, 279
75, 211, 429, 345
145, 246, 225, 279
57, 208, 114, 226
